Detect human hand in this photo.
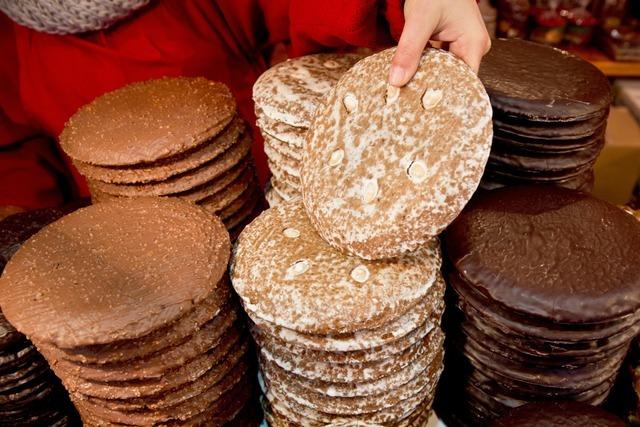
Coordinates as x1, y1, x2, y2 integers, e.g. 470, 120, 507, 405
389, 0, 491, 86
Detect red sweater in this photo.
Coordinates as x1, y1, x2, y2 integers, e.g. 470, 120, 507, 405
0, 0, 404, 209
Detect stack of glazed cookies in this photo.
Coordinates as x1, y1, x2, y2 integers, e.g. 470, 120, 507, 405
60, 77, 261, 239
0, 208, 81, 426
0, 198, 255, 426
253, 53, 362, 206
478, 39, 612, 192
233, 47, 493, 425
231, 201, 445, 425
437, 185, 640, 427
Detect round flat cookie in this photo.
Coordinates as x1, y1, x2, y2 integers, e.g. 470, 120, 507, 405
264, 133, 302, 161
60, 77, 236, 166
74, 357, 250, 424
66, 338, 249, 400
263, 373, 435, 425
250, 314, 437, 367
43, 306, 239, 382
487, 140, 603, 174
262, 329, 444, 398
88, 132, 252, 197
223, 194, 261, 231
492, 112, 608, 141
253, 53, 363, 128
265, 180, 286, 208
260, 327, 430, 384
264, 143, 300, 178
480, 169, 594, 192
250, 292, 441, 353
178, 158, 251, 203
74, 117, 245, 184
489, 401, 626, 427
268, 160, 301, 191
271, 176, 299, 202
199, 168, 256, 216
301, 47, 492, 259
79, 344, 248, 414
218, 185, 260, 221
479, 39, 612, 122
449, 272, 640, 345
231, 201, 441, 335
50, 282, 230, 364
444, 185, 640, 323
492, 127, 606, 155
0, 198, 230, 348
256, 113, 307, 148
262, 351, 441, 416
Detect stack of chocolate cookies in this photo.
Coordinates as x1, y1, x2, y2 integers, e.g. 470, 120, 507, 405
231, 201, 445, 425
0, 198, 255, 425
478, 39, 612, 191
253, 53, 362, 205
0, 208, 80, 426
60, 77, 262, 238
437, 185, 640, 426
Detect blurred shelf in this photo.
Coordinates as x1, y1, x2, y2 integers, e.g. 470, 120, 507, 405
566, 46, 640, 77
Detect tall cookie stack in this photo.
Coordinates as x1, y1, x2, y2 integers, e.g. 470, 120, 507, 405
437, 186, 640, 427
0, 208, 81, 427
231, 201, 445, 425
478, 39, 612, 192
0, 198, 255, 426
253, 53, 362, 206
60, 77, 262, 239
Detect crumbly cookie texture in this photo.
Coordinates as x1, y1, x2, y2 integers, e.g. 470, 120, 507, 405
301, 48, 493, 260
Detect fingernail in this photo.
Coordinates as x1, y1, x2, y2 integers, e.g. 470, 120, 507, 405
389, 65, 405, 86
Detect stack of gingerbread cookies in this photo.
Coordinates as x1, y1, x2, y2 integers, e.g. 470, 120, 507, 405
0, 208, 81, 426
232, 201, 445, 425
438, 185, 640, 426
60, 77, 261, 238
478, 39, 612, 192
0, 198, 255, 425
253, 53, 362, 206
234, 47, 493, 425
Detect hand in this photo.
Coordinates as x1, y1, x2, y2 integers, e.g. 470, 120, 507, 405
389, 0, 491, 86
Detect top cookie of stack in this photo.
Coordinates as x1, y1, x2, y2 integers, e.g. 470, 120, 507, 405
478, 39, 612, 191
253, 53, 362, 205
301, 48, 493, 260
60, 77, 261, 238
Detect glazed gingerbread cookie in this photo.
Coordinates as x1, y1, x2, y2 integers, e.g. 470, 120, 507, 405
301, 47, 492, 259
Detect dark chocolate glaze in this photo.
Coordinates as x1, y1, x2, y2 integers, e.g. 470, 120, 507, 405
444, 185, 640, 323
479, 39, 612, 121
492, 108, 608, 139
493, 110, 608, 141
490, 401, 626, 427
